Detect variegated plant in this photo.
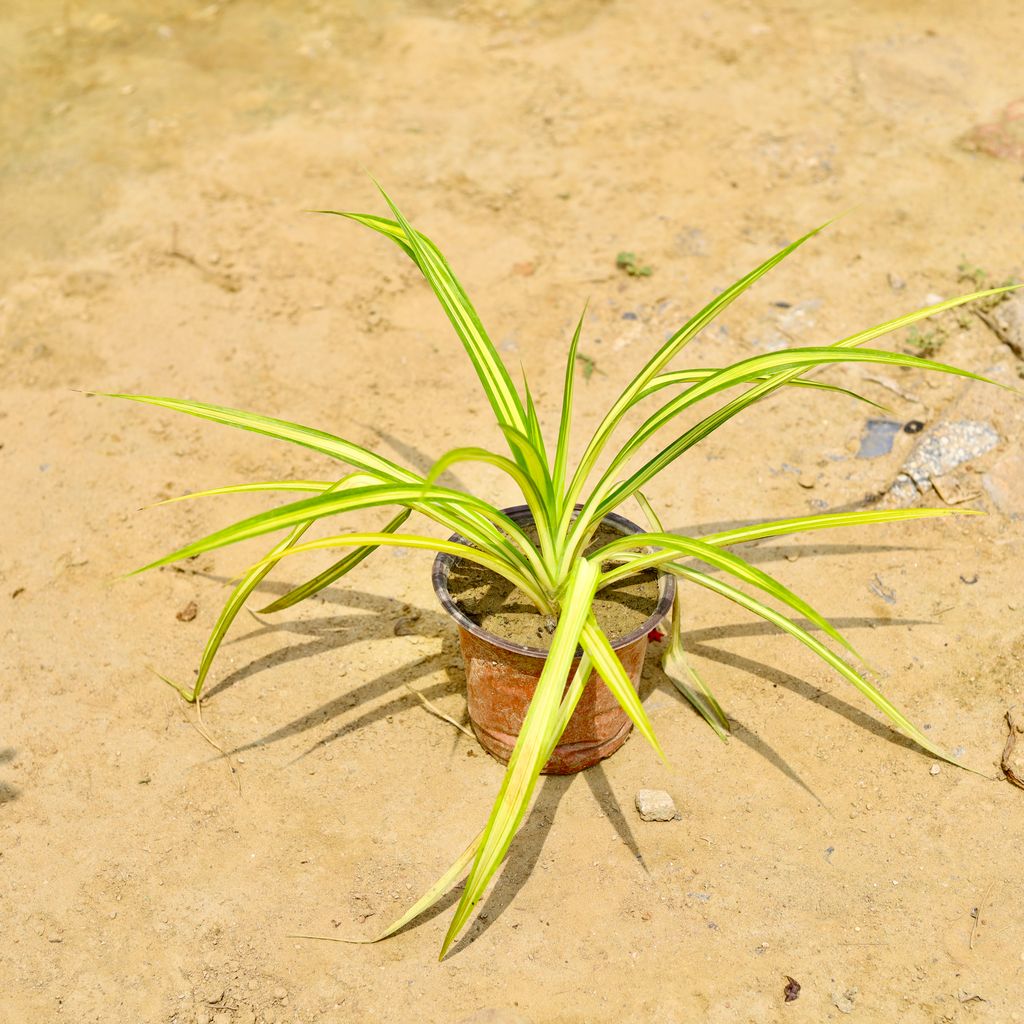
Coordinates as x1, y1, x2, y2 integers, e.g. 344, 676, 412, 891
106, 189, 1012, 957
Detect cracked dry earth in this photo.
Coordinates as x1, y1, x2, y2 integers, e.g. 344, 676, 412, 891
2, 2, 1024, 1022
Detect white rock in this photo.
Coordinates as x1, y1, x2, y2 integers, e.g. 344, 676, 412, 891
635, 788, 678, 822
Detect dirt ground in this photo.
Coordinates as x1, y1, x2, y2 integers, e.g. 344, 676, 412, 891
3, 2, 1024, 1022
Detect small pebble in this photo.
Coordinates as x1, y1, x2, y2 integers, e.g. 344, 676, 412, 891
635, 788, 679, 822
273, 987, 288, 1001
930, 763, 941, 776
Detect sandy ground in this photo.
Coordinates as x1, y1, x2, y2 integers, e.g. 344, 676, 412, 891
3, 2, 1024, 1022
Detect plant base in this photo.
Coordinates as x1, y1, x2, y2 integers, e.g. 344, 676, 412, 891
457, 621, 651, 774
432, 505, 674, 775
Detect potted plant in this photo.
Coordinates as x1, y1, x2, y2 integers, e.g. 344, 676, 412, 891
103, 188, 1013, 958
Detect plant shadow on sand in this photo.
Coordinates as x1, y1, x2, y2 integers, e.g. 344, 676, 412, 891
180, 582, 936, 950
189, 582, 467, 761
194, 572, 930, 769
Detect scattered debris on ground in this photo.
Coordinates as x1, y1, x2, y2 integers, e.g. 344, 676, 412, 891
176, 600, 198, 622
783, 976, 801, 1003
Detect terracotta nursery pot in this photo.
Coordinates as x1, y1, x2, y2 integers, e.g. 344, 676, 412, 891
431, 505, 675, 775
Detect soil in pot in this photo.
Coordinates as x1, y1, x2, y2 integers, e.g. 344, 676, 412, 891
446, 523, 661, 651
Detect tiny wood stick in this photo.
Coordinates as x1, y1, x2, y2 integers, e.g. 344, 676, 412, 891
404, 684, 474, 739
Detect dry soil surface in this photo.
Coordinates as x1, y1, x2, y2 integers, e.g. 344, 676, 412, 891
3, 3, 1024, 1023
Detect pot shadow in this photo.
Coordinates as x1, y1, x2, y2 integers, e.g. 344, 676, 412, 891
281, 652, 467, 766
197, 581, 453, 703
224, 637, 467, 761
445, 773, 574, 957
169, 577, 471, 759
0, 746, 18, 805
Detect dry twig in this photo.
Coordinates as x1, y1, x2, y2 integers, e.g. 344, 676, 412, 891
404, 683, 474, 739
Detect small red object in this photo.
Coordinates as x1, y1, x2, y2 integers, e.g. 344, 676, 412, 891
647, 628, 666, 642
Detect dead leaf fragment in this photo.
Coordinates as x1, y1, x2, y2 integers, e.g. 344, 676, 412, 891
783, 976, 801, 1002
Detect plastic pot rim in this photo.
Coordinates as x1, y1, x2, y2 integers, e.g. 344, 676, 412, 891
430, 503, 676, 658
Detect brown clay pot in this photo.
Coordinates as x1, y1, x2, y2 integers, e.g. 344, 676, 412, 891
431, 506, 675, 775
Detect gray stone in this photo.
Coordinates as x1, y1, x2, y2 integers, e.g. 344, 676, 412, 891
635, 788, 678, 822
857, 419, 902, 458
901, 420, 999, 489
886, 473, 919, 507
